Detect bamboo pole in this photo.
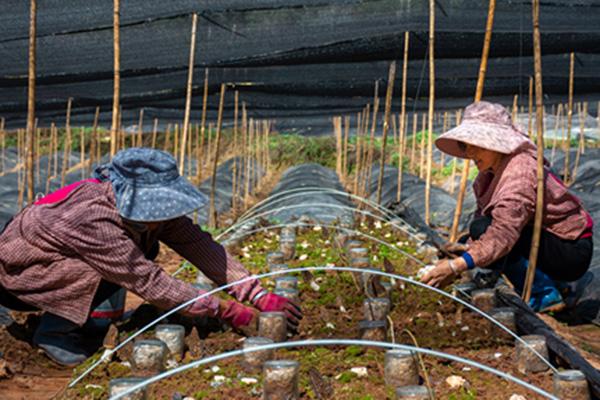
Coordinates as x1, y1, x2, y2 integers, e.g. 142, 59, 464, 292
88, 106, 100, 176
396, 31, 410, 202
196, 68, 209, 181
208, 84, 226, 229
187, 123, 193, 176
334, 116, 343, 177
528, 76, 534, 139
179, 13, 198, 175
35, 125, 41, 185
511, 94, 519, 121
424, 0, 436, 225
572, 102, 587, 181
419, 113, 426, 179
410, 113, 418, 172
550, 104, 562, 164
523, 0, 545, 304
440, 111, 448, 169
242, 103, 249, 207
26, 0, 37, 204
353, 112, 362, 195
45, 125, 54, 194
17, 130, 25, 210
232, 90, 239, 210
52, 122, 58, 179
359, 105, 370, 196
449, 0, 496, 242
110, 0, 120, 158
151, 118, 158, 148
137, 108, 144, 147
80, 126, 85, 179
364, 82, 380, 197
173, 124, 179, 159
0, 118, 5, 174
163, 123, 171, 152
60, 98, 73, 186
376, 61, 397, 204
342, 115, 350, 183
563, 52, 575, 184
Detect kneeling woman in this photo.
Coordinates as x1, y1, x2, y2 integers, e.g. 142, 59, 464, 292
421, 101, 593, 312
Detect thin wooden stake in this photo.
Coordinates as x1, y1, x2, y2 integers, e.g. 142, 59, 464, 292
424, 0, 435, 224
572, 102, 587, 181
353, 112, 362, 195
376, 61, 397, 204
410, 113, 417, 172
334, 116, 343, 177
512, 94, 519, 121
80, 126, 85, 179
151, 118, 158, 148
550, 104, 562, 164
523, 0, 545, 304
196, 68, 209, 181
60, 98, 73, 186
88, 106, 100, 176
208, 84, 226, 229
449, 0, 496, 242
179, 13, 198, 175
173, 124, 179, 159
365, 82, 380, 197
397, 31, 410, 202
528, 76, 534, 139
0, 118, 5, 174
419, 113, 426, 179
26, 0, 37, 204
563, 52, 575, 184
137, 108, 144, 147
343, 116, 350, 184
110, 0, 120, 158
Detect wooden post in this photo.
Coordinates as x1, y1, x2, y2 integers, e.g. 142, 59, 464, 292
88, 106, 100, 176
523, 0, 545, 304
26, 0, 37, 204
208, 84, 226, 229
359, 105, 370, 196
449, 0, 496, 242
180, 13, 198, 175
17, 130, 25, 210
173, 124, 179, 159
528, 76, 534, 139
231, 91, 239, 210
52, 122, 58, 179
572, 102, 587, 181
342, 115, 350, 183
196, 68, 209, 181
35, 126, 40, 185
512, 94, 519, 121
151, 118, 158, 148
163, 123, 171, 152
353, 112, 362, 195
424, 0, 435, 225
80, 126, 85, 179
397, 31, 410, 202
0, 118, 5, 174
137, 108, 144, 147
376, 61, 396, 204
563, 52, 575, 184
365, 82, 380, 197
550, 104, 562, 164
419, 113, 426, 179
410, 113, 418, 172
242, 103, 249, 206
246, 117, 253, 206
334, 116, 343, 177
60, 98, 73, 186
110, 0, 120, 158
44, 125, 54, 194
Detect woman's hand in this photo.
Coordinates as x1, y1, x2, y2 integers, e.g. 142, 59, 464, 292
420, 258, 464, 289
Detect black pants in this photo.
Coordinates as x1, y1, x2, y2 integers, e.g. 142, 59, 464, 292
464, 216, 593, 282
0, 279, 121, 314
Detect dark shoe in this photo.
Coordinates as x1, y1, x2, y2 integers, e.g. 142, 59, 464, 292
33, 313, 89, 367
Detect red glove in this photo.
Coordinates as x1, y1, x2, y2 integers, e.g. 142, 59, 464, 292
253, 293, 303, 332
219, 300, 258, 334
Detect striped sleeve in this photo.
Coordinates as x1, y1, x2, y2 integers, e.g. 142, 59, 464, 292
158, 217, 264, 303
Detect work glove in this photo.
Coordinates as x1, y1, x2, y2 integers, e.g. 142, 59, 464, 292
253, 292, 303, 333
219, 300, 258, 336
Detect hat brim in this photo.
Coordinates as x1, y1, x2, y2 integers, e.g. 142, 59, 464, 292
116, 177, 209, 222
435, 121, 529, 159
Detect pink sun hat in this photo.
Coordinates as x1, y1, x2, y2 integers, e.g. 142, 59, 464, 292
435, 101, 532, 158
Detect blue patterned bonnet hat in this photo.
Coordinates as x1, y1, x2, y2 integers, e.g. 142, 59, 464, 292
94, 148, 208, 222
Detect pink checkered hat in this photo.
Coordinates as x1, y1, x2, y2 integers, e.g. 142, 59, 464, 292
435, 101, 532, 158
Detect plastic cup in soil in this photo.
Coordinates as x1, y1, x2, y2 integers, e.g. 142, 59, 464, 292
274, 276, 298, 290
263, 360, 300, 400
384, 350, 419, 387
348, 247, 369, 259
195, 271, 213, 287
269, 263, 289, 274
267, 251, 285, 266
155, 324, 185, 359
515, 334, 550, 374
363, 297, 391, 321
334, 232, 353, 248
358, 320, 388, 342
274, 288, 300, 303
258, 311, 288, 342
280, 226, 296, 237
489, 307, 517, 338
131, 339, 168, 372
109, 377, 148, 400
381, 281, 393, 301
350, 257, 370, 269
452, 282, 477, 301
242, 336, 274, 372
345, 240, 364, 252
553, 369, 591, 400
471, 289, 496, 312
193, 282, 213, 292
279, 237, 296, 261
395, 385, 429, 399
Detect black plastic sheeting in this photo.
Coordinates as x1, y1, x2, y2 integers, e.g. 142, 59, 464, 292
258, 163, 354, 225
1, 0, 600, 129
